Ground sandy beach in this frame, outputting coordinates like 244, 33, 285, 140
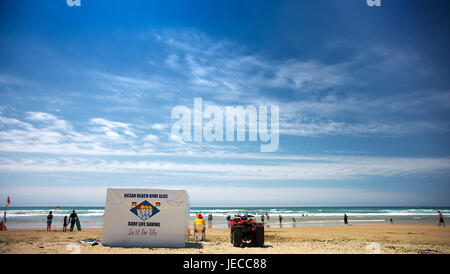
1, 225, 449, 254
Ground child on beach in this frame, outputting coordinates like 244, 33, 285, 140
63, 216, 68, 232
46, 211, 53, 231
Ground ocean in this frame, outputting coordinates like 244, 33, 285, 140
1, 206, 448, 229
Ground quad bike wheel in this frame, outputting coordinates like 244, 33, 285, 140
232, 228, 243, 247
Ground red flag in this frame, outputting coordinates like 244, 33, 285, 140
3, 197, 9, 223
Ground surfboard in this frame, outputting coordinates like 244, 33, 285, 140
76, 218, 81, 231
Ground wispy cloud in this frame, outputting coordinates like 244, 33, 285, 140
0, 155, 448, 181
147, 29, 449, 137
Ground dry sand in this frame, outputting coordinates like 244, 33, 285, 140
0, 225, 449, 254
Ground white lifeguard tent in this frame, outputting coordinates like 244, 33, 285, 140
101, 188, 189, 248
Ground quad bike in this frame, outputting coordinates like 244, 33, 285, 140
230, 215, 264, 247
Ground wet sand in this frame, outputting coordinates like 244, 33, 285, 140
0, 225, 449, 254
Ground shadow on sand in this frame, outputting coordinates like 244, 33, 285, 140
237, 243, 273, 248
100, 241, 203, 250
185, 242, 203, 249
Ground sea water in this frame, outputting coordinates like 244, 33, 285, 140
1, 206, 448, 229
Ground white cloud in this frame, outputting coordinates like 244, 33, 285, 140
150, 123, 168, 131
165, 54, 179, 68
150, 30, 449, 138
89, 117, 137, 139
145, 134, 158, 142
26, 111, 72, 132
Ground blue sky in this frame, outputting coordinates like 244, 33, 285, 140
0, 0, 449, 206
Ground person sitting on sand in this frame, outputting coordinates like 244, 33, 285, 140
63, 216, 68, 232
69, 210, 78, 232
46, 211, 53, 231
194, 213, 206, 241
438, 211, 445, 227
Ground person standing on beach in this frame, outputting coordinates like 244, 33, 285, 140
208, 214, 213, 223
194, 214, 206, 241
207, 214, 212, 229
63, 216, 68, 232
344, 214, 348, 226
226, 215, 231, 228
261, 214, 264, 223
279, 215, 283, 226
46, 211, 53, 231
438, 211, 445, 227
69, 210, 78, 232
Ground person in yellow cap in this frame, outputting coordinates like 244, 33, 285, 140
194, 213, 206, 241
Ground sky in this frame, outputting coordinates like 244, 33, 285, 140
0, 0, 449, 207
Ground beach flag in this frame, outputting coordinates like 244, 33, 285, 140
2, 197, 10, 227
156, 202, 161, 206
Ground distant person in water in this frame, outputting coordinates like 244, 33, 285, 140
46, 211, 53, 231
438, 211, 445, 227
261, 214, 265, 223
292, 217, 296, 223
63, 216, 68, 232
279, 215, 283, 226
69, 210, 78, 232
344, 214, 348, 226
207, 214, 213, 229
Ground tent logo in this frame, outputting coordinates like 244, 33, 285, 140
130, 200, 160, 221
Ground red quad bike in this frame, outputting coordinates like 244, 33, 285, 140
230, 215, 264, 247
